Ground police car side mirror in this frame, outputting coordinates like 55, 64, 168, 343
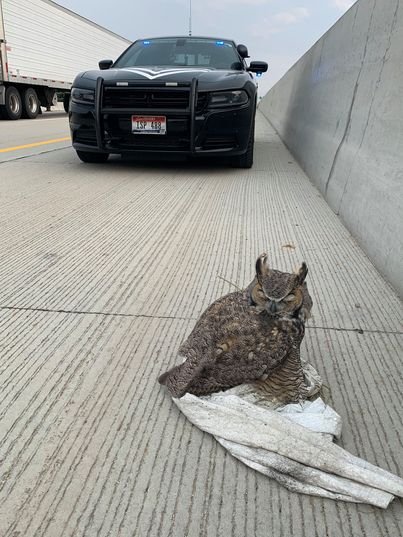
248, 61, 268, 73
99, 59, 113, 70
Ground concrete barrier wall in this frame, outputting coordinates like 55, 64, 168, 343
259, 0, 403, 297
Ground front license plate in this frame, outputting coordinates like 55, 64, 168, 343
132, 115, 166, 135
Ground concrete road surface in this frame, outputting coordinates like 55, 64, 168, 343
0, 111, 402, 537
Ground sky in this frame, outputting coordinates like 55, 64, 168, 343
55, 0, 356, 96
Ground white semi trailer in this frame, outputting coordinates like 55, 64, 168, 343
0, 0, 130, 119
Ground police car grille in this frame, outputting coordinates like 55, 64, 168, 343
103, 88, 207, 112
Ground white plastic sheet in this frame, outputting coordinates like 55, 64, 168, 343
173, 365, 403, 509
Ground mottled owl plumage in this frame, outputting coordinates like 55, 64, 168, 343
158, 253, 313, 402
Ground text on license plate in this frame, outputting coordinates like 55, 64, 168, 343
132, 115, 166, 135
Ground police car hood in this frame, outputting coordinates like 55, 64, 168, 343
78, 66, 251, 91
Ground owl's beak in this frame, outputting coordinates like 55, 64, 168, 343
267, 301, 277, 314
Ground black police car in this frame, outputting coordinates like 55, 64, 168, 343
69, 36, 268, 168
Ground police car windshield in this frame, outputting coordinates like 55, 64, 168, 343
114, 38, 242, 70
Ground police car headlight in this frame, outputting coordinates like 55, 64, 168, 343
71, 87, 95, 105
209, 90, 249, 108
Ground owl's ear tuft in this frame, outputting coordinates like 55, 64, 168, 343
256, 253, 269, 280
296, 262, 308, 284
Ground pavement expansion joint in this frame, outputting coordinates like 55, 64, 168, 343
0, 305, 194, 322
307, 325, 402, 336
0, 146, 69, 164
1, 305, 401, 335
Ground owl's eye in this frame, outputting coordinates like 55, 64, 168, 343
283, 294, 295, 302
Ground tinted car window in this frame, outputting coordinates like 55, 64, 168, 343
114, 38, 242, 70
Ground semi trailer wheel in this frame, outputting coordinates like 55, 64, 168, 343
22, 87, 40, 119
1, 86, 22, 120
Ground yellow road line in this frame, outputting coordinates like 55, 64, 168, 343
0, 137, 71, 153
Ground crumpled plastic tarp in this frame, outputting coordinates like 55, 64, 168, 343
172, 363, 403, 509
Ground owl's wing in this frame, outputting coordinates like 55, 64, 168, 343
158, 294, 240, 398
160, 297, 303, 398
159, 292, 245, 398
188, 321, 298, 395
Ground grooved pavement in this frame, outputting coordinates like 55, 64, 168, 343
0, 111, 402, 536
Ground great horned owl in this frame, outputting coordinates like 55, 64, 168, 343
158, 253, 313, 402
